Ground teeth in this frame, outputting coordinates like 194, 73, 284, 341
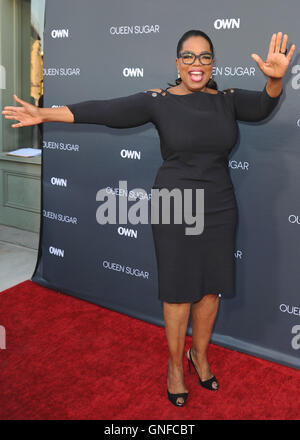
190, 72, 203, 75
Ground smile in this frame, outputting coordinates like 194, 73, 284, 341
188, 70, 204, 82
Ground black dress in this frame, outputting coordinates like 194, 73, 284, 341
66, 84, 282, 303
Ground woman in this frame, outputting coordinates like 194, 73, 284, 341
2, 30, 295, 408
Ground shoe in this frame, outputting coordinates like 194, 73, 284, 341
167, 389, 188, 407
166, 365, 189, 407
186, 347, 219, 391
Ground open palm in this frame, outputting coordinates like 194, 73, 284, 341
1, 95, 42, 127
251, 32, 296, 79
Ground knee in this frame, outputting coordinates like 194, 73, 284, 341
205, 294, 220, 305
196, 293, 219, 303
193, 293, 220, 310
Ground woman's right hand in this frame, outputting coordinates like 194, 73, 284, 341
1, 94, 43, 127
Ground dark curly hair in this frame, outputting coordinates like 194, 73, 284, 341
168, 29, 218, 90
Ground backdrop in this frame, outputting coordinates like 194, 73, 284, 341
31, 0, 300, 369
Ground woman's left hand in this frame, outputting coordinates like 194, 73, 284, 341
251, 32, 296, 79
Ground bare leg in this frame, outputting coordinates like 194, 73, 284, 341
163, 301, 191, 404
189, 294, 220, 389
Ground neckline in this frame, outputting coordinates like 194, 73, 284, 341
165, 86, 221, 96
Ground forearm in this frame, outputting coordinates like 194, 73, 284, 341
65, 92, 154, 127
266, 77, 282, 98
40, 106, 74, 123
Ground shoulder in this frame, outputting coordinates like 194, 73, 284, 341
146, 88, 163, 93
144, 88, 166, 97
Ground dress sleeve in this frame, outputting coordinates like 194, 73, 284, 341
65, 91, 154, 128
228, 83, 283, 122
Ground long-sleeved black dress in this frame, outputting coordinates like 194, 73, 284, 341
66, 84, 282, 303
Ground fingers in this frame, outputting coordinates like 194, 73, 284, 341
269, 32, 288, 55
251, 53, 264, 69
2, 110, 20, 123
287, 43, 296, 62
13, 94, 27, 106
2, 106, 22, 112
2, 113, 23, 127
2, 102, 23, 127
275, 31, 282, 52
273, 31, 295, 55
280, 33, 288, 54
2, 110, 18, 117
267, 33, 277, 58
268, 31, 296, 63
275, 31, 296, 62
3, 115, 19, 120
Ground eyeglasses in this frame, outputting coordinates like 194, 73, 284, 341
179, 51, 214, 65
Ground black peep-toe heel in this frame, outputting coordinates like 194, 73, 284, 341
186, 347, 219, 391
166, 365, 189, 407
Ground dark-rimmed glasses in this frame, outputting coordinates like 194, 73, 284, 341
179, 51, 214, 65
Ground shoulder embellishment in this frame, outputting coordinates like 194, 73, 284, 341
222, 88, 235, 94
144, 88, 167, 97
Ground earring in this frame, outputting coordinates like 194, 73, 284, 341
177, 71, 181, 78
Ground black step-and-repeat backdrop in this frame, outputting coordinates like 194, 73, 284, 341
32, 0, 300, 369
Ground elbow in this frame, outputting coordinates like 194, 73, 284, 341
236, 108, 277, 122
255, 104, 279, 122
65, 105, 75, 123
256, 90, 281, 121
253, 112, 272, 122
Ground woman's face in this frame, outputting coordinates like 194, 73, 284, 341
176, 36, 214, 91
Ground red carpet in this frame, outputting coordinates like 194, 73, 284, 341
0, 280, 299, 420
